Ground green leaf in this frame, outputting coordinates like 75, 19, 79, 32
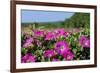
58, 55, 63, 60
30, 49, 35, 54
34, 50, 43, 56
21, 48, 27, 55
72, 48, 77, 54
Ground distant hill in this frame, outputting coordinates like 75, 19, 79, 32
64, 13, 90, 28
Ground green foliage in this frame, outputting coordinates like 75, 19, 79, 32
21, 48, 27, 55
63, 28, 90, 60
64, 13, 90, 28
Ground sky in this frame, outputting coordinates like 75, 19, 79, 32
21, 10, 74, 23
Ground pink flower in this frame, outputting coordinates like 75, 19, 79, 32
23, 42, 32, 48
33, 30, 44, 37
54, 41, 70, 56
45, 32, 55, 40
21, 53, 36, 63
23, 37, 33, 48
43, 50, 55, 58
54, 28, 68, 38
26, 37, 33, 43
79, 35, 90, 48
65, 51, 74, 60
52, 58, 59, 61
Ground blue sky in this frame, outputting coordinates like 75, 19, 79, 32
21, 10, 74, 23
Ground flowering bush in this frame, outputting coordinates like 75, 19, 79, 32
21, 28, 90, 63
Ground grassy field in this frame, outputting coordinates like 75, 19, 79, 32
21, 24, 81, 35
